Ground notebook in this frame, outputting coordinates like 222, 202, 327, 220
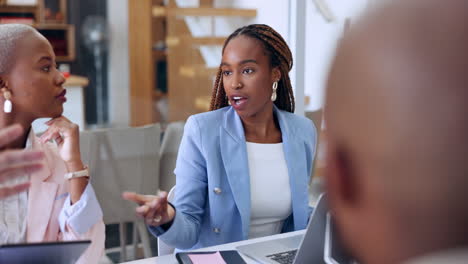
176, 250, 247, 264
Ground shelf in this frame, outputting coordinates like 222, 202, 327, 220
178, 65, 218, 78
189, 36, 226, 45
35, 22, 67, 29
36, 24, 75, 61
152, 50, 167, 61
0, 5, 37, 13
0, 4, 37, 24
152, 90, 166, 101
153, 7, 257, 17
64, 75, 89, 87
194, 95, 211, 112
0, 1, 73, 62
165, 36, 226, 47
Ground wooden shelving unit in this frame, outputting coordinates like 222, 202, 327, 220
0, 4, 37, 14
35, 23, 75, 61
153, 7, 258, 17
128, 0, 257, 125
0, 0, 75, 61
165, 36, 226, 47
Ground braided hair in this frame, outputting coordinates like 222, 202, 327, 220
209, 24, 295, 113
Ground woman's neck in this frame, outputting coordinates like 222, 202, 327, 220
241, 107, 282, 143
0, 113, 34, 149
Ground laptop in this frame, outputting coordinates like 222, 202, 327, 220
324, 213, 355, 264
237, 193, 328, 264
0, 240, 91, 264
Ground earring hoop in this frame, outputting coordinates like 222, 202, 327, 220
271, 81, 278, 102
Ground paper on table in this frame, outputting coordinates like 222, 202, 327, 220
6, 0, 37, 5
188, 251, 227, 264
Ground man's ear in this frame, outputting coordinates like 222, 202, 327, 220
325, 139, 359, 209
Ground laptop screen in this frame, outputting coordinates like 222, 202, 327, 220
0, 240, 91, 264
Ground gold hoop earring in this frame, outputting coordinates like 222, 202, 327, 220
271, 81, 278, 102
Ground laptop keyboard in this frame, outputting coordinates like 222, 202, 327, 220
266, 249, 298, 264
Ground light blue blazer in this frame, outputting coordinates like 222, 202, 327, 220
150, 106, 317, 250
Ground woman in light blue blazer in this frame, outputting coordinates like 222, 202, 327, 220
124, 24, 317, 251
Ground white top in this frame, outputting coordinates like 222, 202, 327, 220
246, 142, 292, 239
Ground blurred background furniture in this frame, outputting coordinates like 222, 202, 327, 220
0, 0, 75, 61
80, 124, 161, 262
159, 121, 185, 192
128, 0, 257, 125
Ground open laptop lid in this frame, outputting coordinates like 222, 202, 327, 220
236, 193, 328, 263
0, 240, 91, 264
292, 192, 328, 263
324, 213, 355, 264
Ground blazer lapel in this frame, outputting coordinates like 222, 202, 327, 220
26, 134, 58, 241
220, 107, 251, 238
276, 108, 309, 230
30, 133, 53, 182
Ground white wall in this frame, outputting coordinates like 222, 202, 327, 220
216, 0, 290, 40
212, 0, 369, 112
177, 0, 289, 67
174, 0, 290, 37
184, 0, 369, 112
304, 0, 368, 111
107, 0, 130, 127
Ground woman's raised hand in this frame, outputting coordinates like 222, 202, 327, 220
40, 116, 84, 171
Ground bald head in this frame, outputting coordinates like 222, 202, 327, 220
0, 24, 38, 74
325, 0, 468, 263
